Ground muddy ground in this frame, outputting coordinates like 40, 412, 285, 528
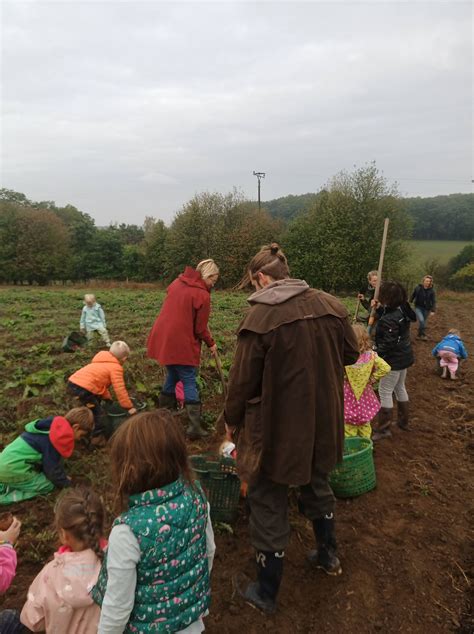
1, 293, 473, 633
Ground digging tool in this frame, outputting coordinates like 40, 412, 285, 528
352, 298, 361, 324
368, 218, 390, 334
213, 349, 228, 400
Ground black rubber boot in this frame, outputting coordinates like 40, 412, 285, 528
397, 401, 410, 430
308, 513, 342, 576
185, 402, 209, 440
372, 407, 393, 441
240, 551, 284, 614
158, 392, 177, 410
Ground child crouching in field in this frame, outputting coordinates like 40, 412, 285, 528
80, 294, 111, 347
67, 341, 136, 440
92, 410, 215, 633
432, 329, 468, 380
344, 325, 391, 439
0, 408, 93, 505
17, 487, 105, 633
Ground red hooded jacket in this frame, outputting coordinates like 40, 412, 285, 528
147, 267, 215, 366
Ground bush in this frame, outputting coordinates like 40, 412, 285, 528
449, 263, 474, 291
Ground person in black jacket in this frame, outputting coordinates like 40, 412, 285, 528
372, 281, 416, 440
410, 275, 436, 340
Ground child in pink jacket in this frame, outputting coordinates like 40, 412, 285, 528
20, 487, 105, 634
0, 516, 22, 633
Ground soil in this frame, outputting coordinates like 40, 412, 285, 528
1, 294, 473, 633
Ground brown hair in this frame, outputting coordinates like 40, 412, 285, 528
352, 324, 372, 353
448, 328, 461, 337
236, 243, 290, 288
55, 487, 104, 560
65, 407, 94, 431
378, 280, 408, 309
110, 410, 193, 511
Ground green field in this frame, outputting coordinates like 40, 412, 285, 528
408, 240, 472, 265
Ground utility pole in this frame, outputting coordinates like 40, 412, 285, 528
253, 171, 265, 210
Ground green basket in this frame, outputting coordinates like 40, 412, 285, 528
62, 331, 88, 353
190, 453, 241, 523
329, 437, 376, 498
102, 399, 147, 437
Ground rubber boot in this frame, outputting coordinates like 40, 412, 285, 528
441, 366, 448, 379
185, 402, 209, 440
372, 407, 393, 441
240, 551, 284, 614
158, 392, 177, 410
307, 513, 342, 576
397, 401, 410, 431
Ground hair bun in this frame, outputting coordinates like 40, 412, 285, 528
270, 243, 280, 255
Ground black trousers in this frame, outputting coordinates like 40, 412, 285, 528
67, 381, 104, 435
248, 469, 335, 552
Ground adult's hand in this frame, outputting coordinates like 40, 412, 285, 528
0, 518, 21, 545
430, 312, 436, 316
357, 293, 364, 300
210, 344, 218, 356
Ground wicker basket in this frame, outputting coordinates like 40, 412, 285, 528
329, 437, 376, 498
190, 453, 240, 523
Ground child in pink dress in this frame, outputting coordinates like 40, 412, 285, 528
20, 487, 106, 634
344, 325, 391, 439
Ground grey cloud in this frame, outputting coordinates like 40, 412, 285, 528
1, 1, 472, 224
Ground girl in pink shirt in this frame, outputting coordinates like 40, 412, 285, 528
20, 487, 105, 634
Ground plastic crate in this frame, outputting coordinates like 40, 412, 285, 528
329, 437, 376, 498
190, 453, 240, 523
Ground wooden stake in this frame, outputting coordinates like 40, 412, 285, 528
368, 218, 390, 329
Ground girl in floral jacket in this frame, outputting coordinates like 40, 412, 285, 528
344, 325, 391, 439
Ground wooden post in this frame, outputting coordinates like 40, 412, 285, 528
368, 218, 390, 330
352, 298, 361, 324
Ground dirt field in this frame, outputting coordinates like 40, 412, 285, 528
1, 291, 473, 633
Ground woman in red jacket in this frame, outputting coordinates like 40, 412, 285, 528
147, 259, 219, 439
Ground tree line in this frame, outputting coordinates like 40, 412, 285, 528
265, 191, 474, 241
1, 164, 472, 290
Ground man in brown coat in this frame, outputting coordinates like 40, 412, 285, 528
224, 244, 359, 614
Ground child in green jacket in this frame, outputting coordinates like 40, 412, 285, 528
0, 408, 93, 505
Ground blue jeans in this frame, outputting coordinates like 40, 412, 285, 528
415, 307, 430, 336
163, 365, 199, 403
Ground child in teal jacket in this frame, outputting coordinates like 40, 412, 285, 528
80, 294, 111, 347
0, 408, 93, 504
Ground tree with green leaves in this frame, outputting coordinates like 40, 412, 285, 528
284, 163, 411, 292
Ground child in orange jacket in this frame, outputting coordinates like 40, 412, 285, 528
68, 341, 136, 438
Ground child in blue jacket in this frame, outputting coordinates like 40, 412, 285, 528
80, 294, 111, 347
432, 329, 468, 380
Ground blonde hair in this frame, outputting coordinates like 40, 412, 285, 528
352, 324, 372, 354
84, 294, 96, 303
65, 407, 94, 431
448, 328, 461, 337
196, 259, 219, 280
367, 271, 378, 281
422, 275, 434, 287
110, 341, 130, 360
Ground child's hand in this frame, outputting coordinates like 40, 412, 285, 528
0, 517, 21, 545
128, 407, 137, 415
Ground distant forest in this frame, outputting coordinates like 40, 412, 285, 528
264, 192, 474, 241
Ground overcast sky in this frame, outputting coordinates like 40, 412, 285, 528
1, 1, 472, 225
